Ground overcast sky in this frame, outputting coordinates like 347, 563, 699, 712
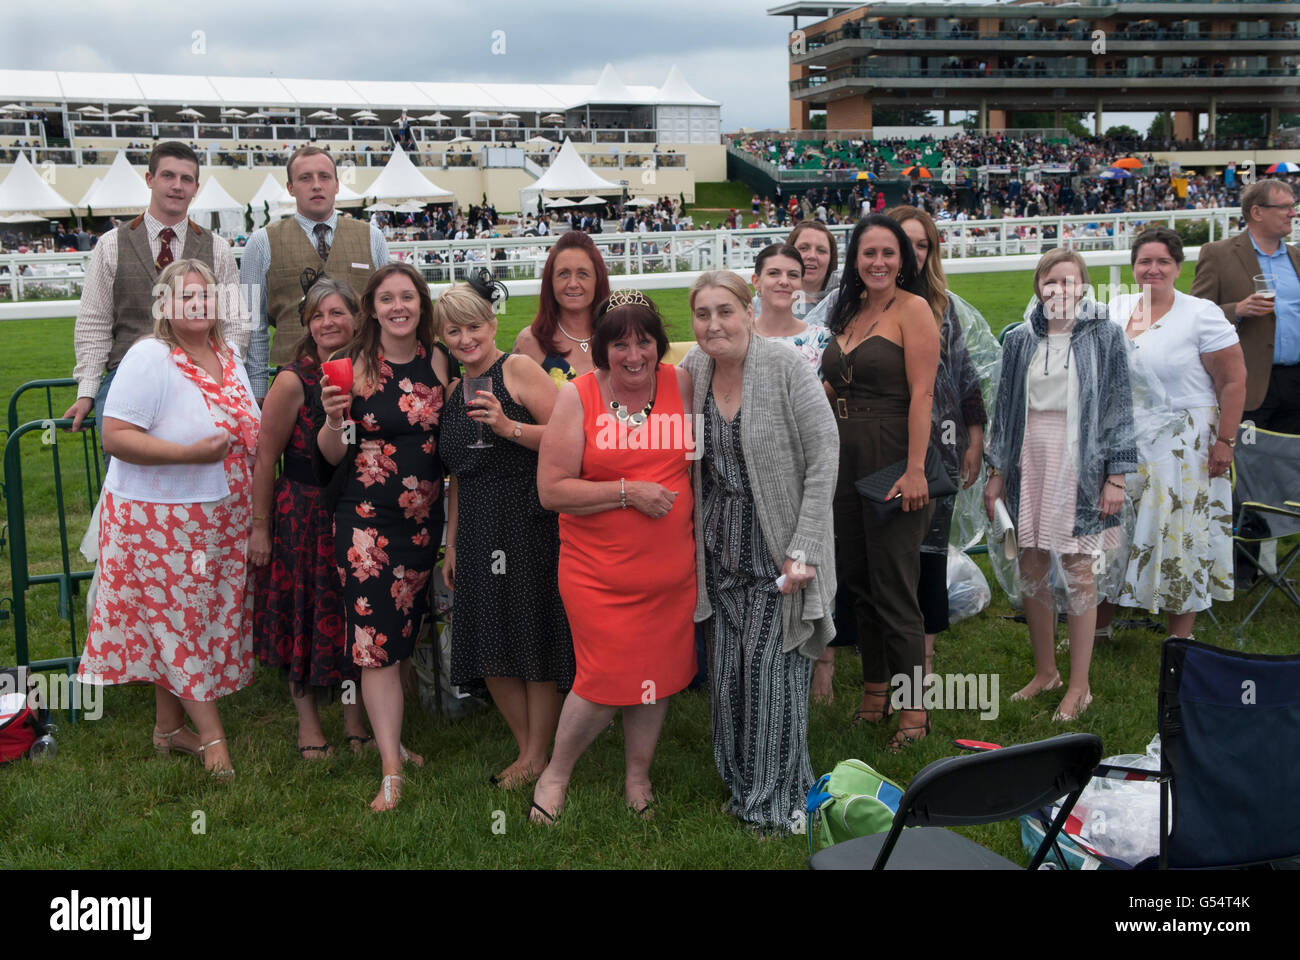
3, 0, 797, 129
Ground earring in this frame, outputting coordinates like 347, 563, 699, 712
896, 273, 903, 285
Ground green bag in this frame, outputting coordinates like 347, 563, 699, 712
806, 759, 905, 855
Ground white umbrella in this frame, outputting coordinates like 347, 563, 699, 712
464, 111, 495, 120
365, 201, 399, 212
545, 197, 578, 208
448, 135, 472, 144
76, 105, 105, 115
244, 111, 270, 120
576, 195, 608, 206
394, 200, 426, 213
497, 112, 520, 121
177, 107, 204, 119
524, 136, 555, 148
128, 105, 151, 114
624, 196, 657, 207
307, 110, 336, 119
220, 108, 246, 117
418, 112, 449, 122
351, 110, 377, 119
0, 213, 51, 223
542, 113, 565, 123
1, 103, 25, 112
109, 109, 137, 118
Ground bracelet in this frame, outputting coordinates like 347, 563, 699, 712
1214, 436, 1236, 449
620, 477, 627, 510
325, 417, 345, 431
252, 514, 269, 523
1106, 479, 1125, 490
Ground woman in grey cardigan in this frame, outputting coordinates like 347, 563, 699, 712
985, 249, 1138, 723
681, 270, 840, 834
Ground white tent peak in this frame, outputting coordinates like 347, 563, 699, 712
519, 138, 622, 215
190, 174, 241, 215
657, 64, 716, 106
81, 151, 149, 214
0, 151, 74, 215
589, 63, 636, 104
363, 145, 453, 201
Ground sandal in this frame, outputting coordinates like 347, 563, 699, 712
886, 716, 931, 754
1009, 675, 1063, 702
345, 734, 374, 754
372, 774, 404, 812
626, 798, 657, 821
153, 724, 200, 758
398, 743, 425, 767
1053, 691, 1094, 723
297, 743, 332, 760
197, 737, 235, 782
851, 686, 892, 726
529, 801, 560, 826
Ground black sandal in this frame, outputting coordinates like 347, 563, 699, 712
851, 688, 893, 726
298, 743, 332, 759
345, 735, 374, 753
886, 717, 931, 754
529, 801, 560, 825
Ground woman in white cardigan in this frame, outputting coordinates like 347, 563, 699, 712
681, 271, 840, 835
78, 259, 260, 781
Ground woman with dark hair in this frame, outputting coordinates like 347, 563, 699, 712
513, 230, 611, 384
822, 214, 940, 751
531, 291, 696, 824
250, 277, 370, 759
317, 262, 451, 811
754, 220, 841, 322
752, 243, 833, 367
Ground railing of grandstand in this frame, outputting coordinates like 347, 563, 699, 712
793, 64, 1300, 90
800, 24, 1300, 50
734, 129, 1073, 142
0, 119, 46, 140
63, 121, 672, 147
9, 209, 1294, 302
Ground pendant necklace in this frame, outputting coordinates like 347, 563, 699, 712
609, 377, 655, 426
557, 321, 593, 353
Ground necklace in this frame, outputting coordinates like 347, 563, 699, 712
556, 321, 592, 353
608, 376, 655, 426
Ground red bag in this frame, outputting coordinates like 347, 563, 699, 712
0, 692, 38, 763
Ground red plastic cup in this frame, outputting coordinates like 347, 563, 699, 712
320, 357, 353, 419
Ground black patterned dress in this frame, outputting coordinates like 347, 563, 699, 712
440, 354, 574, 690
701, 387, 814, 833
254, 357, 356, 693
335, 346, 444, 668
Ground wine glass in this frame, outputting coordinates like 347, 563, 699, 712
465, 377, 494, 449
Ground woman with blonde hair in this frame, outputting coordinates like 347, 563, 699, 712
250, 277, 371, 759
434, 278, 573, 790
317, 262, 451, 810
79, 258, 261, 780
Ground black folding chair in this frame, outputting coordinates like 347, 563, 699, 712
808, 733, 1102, 870
1095, 637, 1300, 869
1231, 423, 1300, 629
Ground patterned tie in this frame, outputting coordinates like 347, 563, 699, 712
314, 222, 330, 262
156, 227, 176, 271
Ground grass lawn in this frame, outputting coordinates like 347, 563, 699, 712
2, 269, 1294, 869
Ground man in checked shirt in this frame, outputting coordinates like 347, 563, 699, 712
64, 141, 250, 445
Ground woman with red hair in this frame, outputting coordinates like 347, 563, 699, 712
514, 231, 611, 386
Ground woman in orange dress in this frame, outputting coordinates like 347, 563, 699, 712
531, 290, 696, 823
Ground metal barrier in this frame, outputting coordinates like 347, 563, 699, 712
3, 380, 102, 718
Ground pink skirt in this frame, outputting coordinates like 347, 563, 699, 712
1018, 409, 1120, 556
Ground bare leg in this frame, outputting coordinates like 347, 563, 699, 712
530, 691, 618, 822
521, 681, 562, 777
361, 662, 417, 812
1167, 611, 1195, 638
924, 633, 936, 677
485, 676, 529, 782
621, 698, 670, 810
153, 686, 201, 752
291, 683, 331, 759
179, 698, 231, 776
342, 698, 371, 753
1015, 548, 1062, 699
1058, 555, 1097, 720
1095, 600, 1114, 631
811, 648, 835, 704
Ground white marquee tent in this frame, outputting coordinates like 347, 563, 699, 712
190, 173, 243, 236
362, 145, 453, 202
0, 152, 73, 215
77, 151, 149, 215
519, 138, 622, 215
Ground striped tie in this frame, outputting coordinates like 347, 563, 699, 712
156, 227, 176, 270
314, 222, 330, 261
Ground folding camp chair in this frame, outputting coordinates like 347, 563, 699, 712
1095, 637, 1300, 869
1230, 422, 1300, 629
808, 733, 1102, 870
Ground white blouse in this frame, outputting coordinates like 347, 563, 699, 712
1109, 291, 1238, 410
1028, 333, 1072, 411
102, 338, 258, 504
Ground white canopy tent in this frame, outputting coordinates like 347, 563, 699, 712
190, 173, 244, 236
249, 172, 293, 228
78, 151, 150, 215
520, 138, 622, 216
0, 153, 74, 216
362, 146, 453, 203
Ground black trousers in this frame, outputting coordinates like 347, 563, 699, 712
1245, 364, 1300, 435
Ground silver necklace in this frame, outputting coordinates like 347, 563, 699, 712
556, 321, 592, 353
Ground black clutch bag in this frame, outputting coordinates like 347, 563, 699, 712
854, 446, 956, 517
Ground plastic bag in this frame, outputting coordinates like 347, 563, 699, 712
946, 545, 991, 624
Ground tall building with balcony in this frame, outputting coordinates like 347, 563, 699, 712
772, 0, 1300, 138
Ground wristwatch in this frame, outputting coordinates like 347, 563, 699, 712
511, 421, 522, 440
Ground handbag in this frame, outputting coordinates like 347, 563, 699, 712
854, 446, 956, 517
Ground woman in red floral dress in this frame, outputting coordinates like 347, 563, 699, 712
318, 263, 450, 812
249, 277, 370, 759
78, 259, 260, 781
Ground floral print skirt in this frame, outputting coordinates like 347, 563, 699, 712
1113, 405, 1233, 615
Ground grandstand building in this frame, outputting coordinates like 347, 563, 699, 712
0, 64, 723, 213
771, 0, 1300, 138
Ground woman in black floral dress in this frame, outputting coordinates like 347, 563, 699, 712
318, 263, 451, 812
250, 278, 370, 759
435, 283, 572, 790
